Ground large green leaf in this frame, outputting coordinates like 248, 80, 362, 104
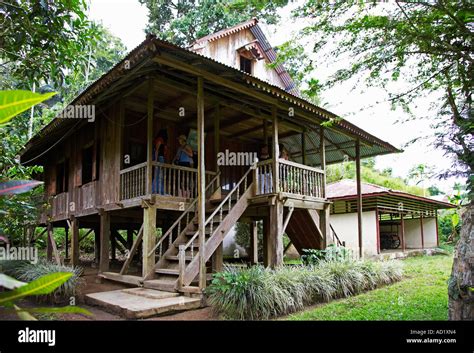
0, 90, 57, 125
14, 305, 38, 321
0, 272, 72, 305
19, 306, 92, 316
0, 274, 26, 290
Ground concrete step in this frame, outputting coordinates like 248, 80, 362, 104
85, 288, 201, 319
122, 288, 179, 300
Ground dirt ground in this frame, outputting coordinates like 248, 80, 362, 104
0, 261, 218, 321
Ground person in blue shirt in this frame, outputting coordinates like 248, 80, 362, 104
173, 135, 194, 167
173, 135, 194, 197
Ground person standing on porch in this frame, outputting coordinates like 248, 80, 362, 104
259, 144, 271, 194
152, 129, 168, 194
173, 135, 194, 197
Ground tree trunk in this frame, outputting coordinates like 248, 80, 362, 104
448, 203, 473, 320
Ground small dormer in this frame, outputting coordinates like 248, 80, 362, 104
190, 18, 299, 96
237, 40, 265, 74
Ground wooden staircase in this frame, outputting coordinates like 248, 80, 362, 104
143, 166, 254, 293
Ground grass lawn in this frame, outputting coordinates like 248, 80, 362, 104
287, 254, 453, 321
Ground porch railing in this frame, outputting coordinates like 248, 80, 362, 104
119, 162, 217, 200
255, 159, 325, 199
279, 159, 325, 199
119, 162, 147, 200
51, 192, 69, 218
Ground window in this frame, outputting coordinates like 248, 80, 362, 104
56, 159, 69, 194
82, 145, 94, 184
240, 55, 252, 74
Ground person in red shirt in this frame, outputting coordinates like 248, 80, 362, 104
153, 129, 168, 194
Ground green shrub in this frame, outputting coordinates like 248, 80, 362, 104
301, 245, 353, 265
12, 260, 83, 303
322, 260, 366, 297
206, 265, 289, 320
207, 259, 404, 320
0, 260, 31, 278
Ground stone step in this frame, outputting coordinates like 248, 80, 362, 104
122, 288, 179, 300
85, 288, 201, 319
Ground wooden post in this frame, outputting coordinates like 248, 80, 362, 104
319, 126, 330, 246
46, 223, 53, 261
355, 138, 363, 258
435, 215, 439, 246
375, 208, 381, 254
400, 212, 405, 251
214, 105, 221, 196
250, 221, 258, 265
99, 211, 110, 273
146, 79, 154, 195
267, 202, 283, 268
178, 245, 185, 290
111, 230, 116, 261
263, 119, 268, 146
302, 132, 306, 165
142, 206, 156, 278
320, 204, 331, 248
94, 227, 100, 264
212, 244, 223, 273
271, 106, 279, 193
319, 127, 326, 197
64, 225, 69, 260
262, 216, 269, 266
420, 215, 424, 249
70, 216, 79, 267
197, 76, 207, 289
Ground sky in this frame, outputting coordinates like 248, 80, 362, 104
88, 0, 464, 194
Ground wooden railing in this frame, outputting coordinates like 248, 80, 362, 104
151, 162, 216, 199
279, 159, 325, 199
51, 192, 69, 218
178, 165, 254, 289
254, 159, 273, 194
330, 224, 345, 247
119, 162, 147, 200
119, 162, 217, 200
255, 159, 325, 199
79, 181, 97, 210
147, 172, 221, 262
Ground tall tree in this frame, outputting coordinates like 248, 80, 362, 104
290, 0, 473, 320
0, 1, 126, 244
139, 0, 288, 46
291, 0, 473, 195
0, 0, 96, 89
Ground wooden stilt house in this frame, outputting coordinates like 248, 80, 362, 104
20, 19, 400, 293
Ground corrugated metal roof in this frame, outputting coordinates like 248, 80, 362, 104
20, 33, 400, 165
327, 179, 455, 209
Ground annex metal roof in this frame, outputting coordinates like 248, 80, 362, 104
327, 179, 455, 210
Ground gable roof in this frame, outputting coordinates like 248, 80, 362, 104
327, 179, 455, 209
192, 18, 259, 44
20, 35, 400, 166
191, 18, 299, 95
